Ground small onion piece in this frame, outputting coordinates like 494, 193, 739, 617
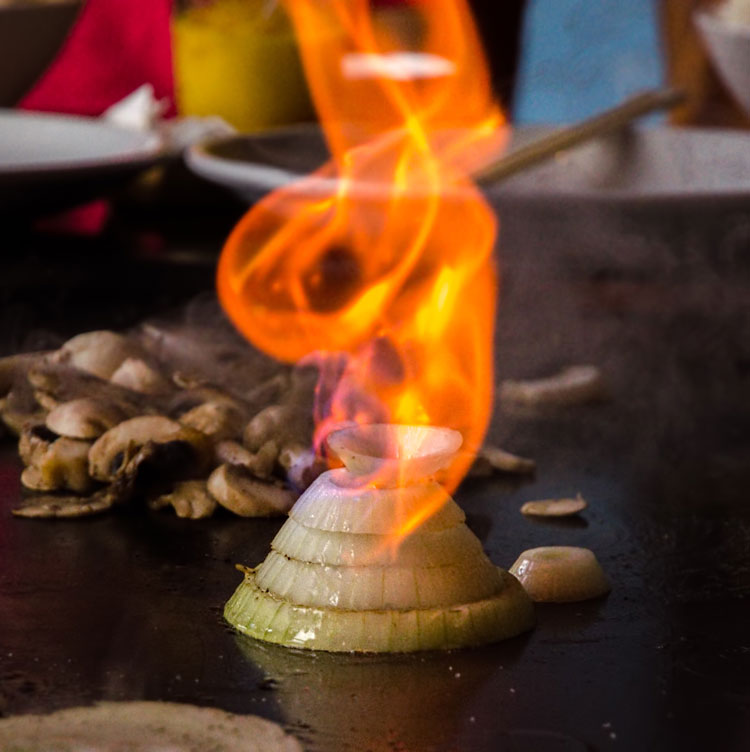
510, 546, 610, 602
520, 494, 587, 518
290, 470, 463, 534
478, 445, 536, 475
225, 569, 534, 653
272, 517, 485, 567
500, 365, 606, 407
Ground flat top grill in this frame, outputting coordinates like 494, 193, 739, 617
1, 201, 748, 752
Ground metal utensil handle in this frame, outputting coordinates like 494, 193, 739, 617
475, 87, 686, 186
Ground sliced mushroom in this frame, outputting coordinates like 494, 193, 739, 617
0, 377, 47, 436
179, 401, 246, 442
171, 370, 207, 390
18, 424, 58, 466
215, 440, 255, 467
45, 398, 127, 440
88, 416, 212, 483
110, 358, 172, 395
23, 435, 93, 494
207, 464, 296, 517
32, 390, 62, 412
243, 404, 284, 451
245, 439, 278, 479
215, 439, 278, 478
51, 331, 146, 380
242, 371, 293, 413
0, 352, 48, 398
12, 488, 117, 519
243, 404, 312, 453
173, 383, 248, 410
1, 404, 48, 437
20, 466, 58, 491
137, 321, 288, 407
4, 320, 320, 522
149, 480, 217, 520
29, 362, 151, 415
278, 443, 326, 490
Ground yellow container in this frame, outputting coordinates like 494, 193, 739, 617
173, 0, 314, 132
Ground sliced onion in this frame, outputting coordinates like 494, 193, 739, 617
225, 569, 534, 653
290, 470, 464, 534
510, 546, 610, 602
520, 495, 587, 517
500, 365, 606, 407
255, 550, 503, 610
326, 424, 462, 485
272, 517, 485, 567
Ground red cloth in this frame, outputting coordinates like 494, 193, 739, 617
21, 0, 175, 117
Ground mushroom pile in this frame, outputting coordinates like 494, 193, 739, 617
0, 315, 540, 521
0, 325, 324, 520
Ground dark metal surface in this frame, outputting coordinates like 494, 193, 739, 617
1, 199, 749, 752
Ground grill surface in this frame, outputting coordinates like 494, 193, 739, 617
1, 201, 748, 752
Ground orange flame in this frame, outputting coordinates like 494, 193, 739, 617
217, 0, 505, 495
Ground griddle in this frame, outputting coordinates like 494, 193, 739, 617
1, 198, 748, 752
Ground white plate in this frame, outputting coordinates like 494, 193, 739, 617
0, 109, 163, 213
186, 123, 750, 208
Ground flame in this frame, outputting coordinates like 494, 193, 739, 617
218, 0, 505, 500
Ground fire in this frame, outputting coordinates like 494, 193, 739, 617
217, 0, 505, 498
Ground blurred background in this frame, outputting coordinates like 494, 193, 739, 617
2, 0, 749, 303
3, 0, 749, 129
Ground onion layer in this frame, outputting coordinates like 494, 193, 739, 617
290, 470, 463, 534
326, 424, 462, 485
272, 517, 485, 567
255, 550, 503, 610
225, 569, 535, 653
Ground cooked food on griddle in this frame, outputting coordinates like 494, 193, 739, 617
1, 322, 316, 519
520, 494, 587, 517
510, 546, 609, 602
2, 321, 528, 521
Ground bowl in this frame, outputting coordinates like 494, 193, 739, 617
0, 0, 82, 106
186, 123, 750, 207
695, 7, 750, 116
186, 122, 750, 280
